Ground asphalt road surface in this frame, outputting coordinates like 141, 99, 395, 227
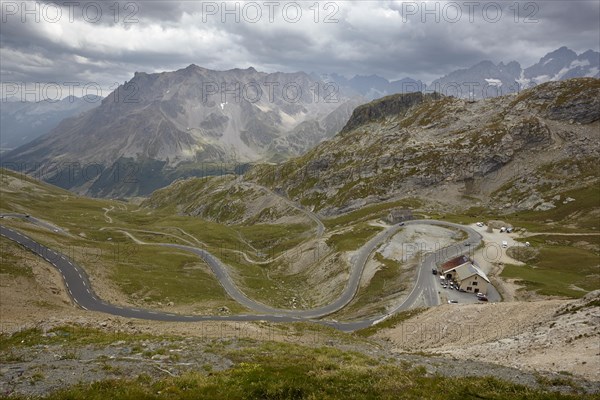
0, 213, 66, 235
0, 217, 481, 332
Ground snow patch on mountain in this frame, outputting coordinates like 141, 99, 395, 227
484, 78, 502, 87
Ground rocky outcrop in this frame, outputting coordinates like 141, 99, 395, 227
511, 78, 600, 124
341, 92, 441, 133
509, 117, 552, 149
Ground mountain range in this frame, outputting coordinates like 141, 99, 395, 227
2, 65, 362, 197
314, 73, 424, 100
2, 46, 598, 198
314, 47, 599, 101
429, 47, 599, 99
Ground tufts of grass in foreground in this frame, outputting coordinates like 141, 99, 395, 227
0, 326, 166, 354
1, 339, 593, 400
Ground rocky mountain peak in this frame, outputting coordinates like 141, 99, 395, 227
544, 46, 577, 60
474, 60, 496, 69
4, 65, 362, 197
580, 49, 599, 61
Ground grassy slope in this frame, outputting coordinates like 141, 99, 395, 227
0, 169, 314, 309
502, 234, 599, 298
0, 326, 593, 400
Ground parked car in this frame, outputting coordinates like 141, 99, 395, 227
476, 222, 484, 227
525, 242, 531, 247
478, 296, 489, 302
399, 222, 405, 226
506, 227, 513, 233
448, 300, 458, 304
500, 227, 506, 232
476, 292, 486, 298
502, 241, 508, 248
432, 269, 438, 275
464, 242, 471, 246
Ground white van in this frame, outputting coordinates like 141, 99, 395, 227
502, 241, 508, 248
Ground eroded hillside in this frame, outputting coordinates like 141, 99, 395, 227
248, 78, 600, 218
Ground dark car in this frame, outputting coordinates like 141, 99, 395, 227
432, 269, 437, 275
478, 296, 488, 302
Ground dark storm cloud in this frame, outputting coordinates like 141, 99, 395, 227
1, 0, 598, 97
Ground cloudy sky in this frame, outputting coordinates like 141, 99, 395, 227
1, 0, 598, 98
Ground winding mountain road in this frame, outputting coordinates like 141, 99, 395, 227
0, 216, 480, 331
